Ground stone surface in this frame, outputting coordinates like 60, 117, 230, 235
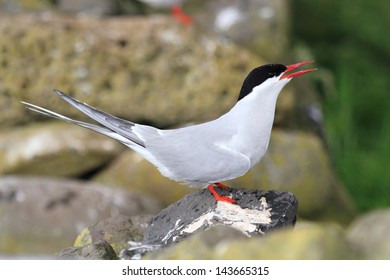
141, 225, 245, 260
74, 214, 151, 255
147, 221, 357, 260
0, 0, 53, 11
58, 0, 113, 15
0, 13, 263, 128
0, 176, 161, 254
142, 188, 297, 247
347, 208, 390, 259
189, 0, 289, 60
214, 222, 356, 259
0, 121, 124, 176
56, 240, 118, 260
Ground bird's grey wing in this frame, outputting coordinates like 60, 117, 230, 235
145, 124, 251, 185
51, 90, 145, 147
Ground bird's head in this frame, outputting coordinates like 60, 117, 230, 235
237, 60, 316, 101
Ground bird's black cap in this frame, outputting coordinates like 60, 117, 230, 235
237, 64, 286, 101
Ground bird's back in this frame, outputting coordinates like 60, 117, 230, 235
136, 119, 251, 186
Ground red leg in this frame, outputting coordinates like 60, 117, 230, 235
171, 5, 193, 25
208, 183, 236, 204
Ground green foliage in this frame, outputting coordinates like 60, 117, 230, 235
292, 0, 390, 211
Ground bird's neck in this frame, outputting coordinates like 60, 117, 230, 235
222, 82, 287, 165
231, 82, 283, 126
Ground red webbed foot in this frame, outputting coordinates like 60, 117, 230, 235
207, 183, 236, 204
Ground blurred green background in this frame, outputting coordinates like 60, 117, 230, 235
292, 0, 390, 211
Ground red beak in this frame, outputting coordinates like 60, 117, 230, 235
280, 60, 317, 80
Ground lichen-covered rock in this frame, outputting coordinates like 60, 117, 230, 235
0, 13, 263, 128
189, 0, 289, 60
347, 208, 390, 259
0, 121, 123, 176
142, 225, 246, 260
0, 0, 53, 11
147, 221, 357, 260
57, 0, 113, 15
74, 214, 151, 255
0, 176, 161, 254
56, 240, 118, 260
214, 222, 357, 259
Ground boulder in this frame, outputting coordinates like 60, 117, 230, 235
0, 121, 123, 176
0, 176, 161, 254
0, 13, 263, 128
0, 0, 54, 12
74, 214, 151, 255
347, 208, 390, 259
143, 226, 246, 260
189, 0, 289, 60
147, 221, 357, 260
56, 240, 118, 260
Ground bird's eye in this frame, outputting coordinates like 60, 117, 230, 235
268, 72, 277, 78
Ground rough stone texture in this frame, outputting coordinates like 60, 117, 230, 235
140, 225, 247, 260
0, 121, 124, 176
147, 221, 357, 260
143, 188, 297, 246
74, 214, 151, 255
0, 176, 161, 254
0, 13, 264, 128
56, 240, 118, 260
0, 0, 53, 11
58, 0, 113, 15
189, 0, 289, 60
347, 208, 390, 259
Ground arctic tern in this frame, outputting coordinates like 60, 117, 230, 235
22, 60, 316, 204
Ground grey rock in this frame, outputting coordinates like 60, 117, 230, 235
190, 0, 289, 60
74, 214, 152, 255
347, 208, 390, 259
0, 121, 124, 176
0, 0, 53, 12
145, 188, 297, 246
58, 0, 113, 15
0, 176, 161, 254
